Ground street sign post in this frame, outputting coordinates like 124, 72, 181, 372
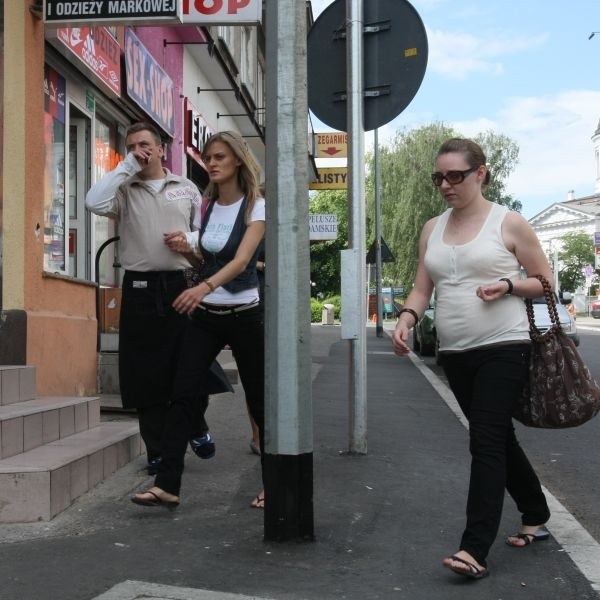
308, 0, 427, 456
307, 0, 428, 132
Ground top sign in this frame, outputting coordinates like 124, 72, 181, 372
44, 0, 182, 26
181, 0, 262, 24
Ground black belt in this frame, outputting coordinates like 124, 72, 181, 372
198, 301, 259, 315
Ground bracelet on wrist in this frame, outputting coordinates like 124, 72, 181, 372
203, 278, 216, 292
398, 307, 419, 327
499, 278, 513, 295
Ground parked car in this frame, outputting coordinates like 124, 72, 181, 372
591, 298, 600, 319
412, 306, 437, 358
530, 292, 579, 346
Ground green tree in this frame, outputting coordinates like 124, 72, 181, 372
309, 189, 348, 296
365, 123, 521, 292
558, 231, 595, 292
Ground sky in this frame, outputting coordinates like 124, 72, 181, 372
309, 0, 600, 219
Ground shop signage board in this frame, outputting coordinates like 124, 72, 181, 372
181, 0, 262, 24
309, 167, 348, 190
44, 0, 261, 26
55, 27, 121, 95
314, 131, 347, 158
309, 214, 338, 241
124, 29, 175, 136
184, 98, 214, 165
44, 0, 182, 26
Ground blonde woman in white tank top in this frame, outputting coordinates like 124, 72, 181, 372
391, 138, 554, 580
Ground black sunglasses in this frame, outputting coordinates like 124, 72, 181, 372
431, 167, 478, 187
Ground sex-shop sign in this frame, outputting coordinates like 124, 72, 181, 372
124, 29, 174, 136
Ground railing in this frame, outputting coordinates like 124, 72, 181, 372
94, 236, 121, 351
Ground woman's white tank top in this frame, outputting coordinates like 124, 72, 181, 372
424, 203, 529, 352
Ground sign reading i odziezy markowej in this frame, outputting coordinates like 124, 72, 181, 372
44, 0, 262, 25
124, 29, 174, 136
44, 0, 180, 24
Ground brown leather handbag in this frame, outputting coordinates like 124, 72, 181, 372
514, 275, 600, 428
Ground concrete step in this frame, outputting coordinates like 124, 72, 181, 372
0, 421, 142, 522
0, 366, 35, 406
0, 396, 100, 459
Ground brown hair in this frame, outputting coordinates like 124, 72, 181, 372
437, 138, 491, 185
202, 131, 261, 222
125, 121, 163, 146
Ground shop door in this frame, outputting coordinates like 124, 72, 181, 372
68, 108, 92, 280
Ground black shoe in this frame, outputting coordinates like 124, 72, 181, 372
147, 457, 162, 476
189, 433, 216, 459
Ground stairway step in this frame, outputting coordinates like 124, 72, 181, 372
0, 421, 142, 522
0, 366, 35, 406
0, 397, 100, 459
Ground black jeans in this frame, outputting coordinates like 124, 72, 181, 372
156, 304, 264, 495
442, 344, 550, 566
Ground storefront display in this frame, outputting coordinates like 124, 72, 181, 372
43, 64, 66, 273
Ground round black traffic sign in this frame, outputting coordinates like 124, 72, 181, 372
308, 0, 428, 132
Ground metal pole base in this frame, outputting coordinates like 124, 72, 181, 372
263, 452, 315, 542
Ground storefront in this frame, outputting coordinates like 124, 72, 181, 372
0, 8, 183, 394
1, 4, 265, 395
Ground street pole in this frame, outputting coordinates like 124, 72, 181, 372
347, 0, 367, 454
263, 0, 314, 542
374, 128, 383, 337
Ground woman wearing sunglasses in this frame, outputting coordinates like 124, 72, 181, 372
391, 138, 553, 580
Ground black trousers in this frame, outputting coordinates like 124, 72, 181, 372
156, 304, 264, 495
442, 344, 550, 566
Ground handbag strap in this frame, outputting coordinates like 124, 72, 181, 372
524, 274, 562, 341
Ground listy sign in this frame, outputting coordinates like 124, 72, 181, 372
309, 167, 348, 190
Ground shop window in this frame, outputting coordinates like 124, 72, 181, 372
93, 117, 124, 287
43, 65, 67, 273
68, 105, 93, 280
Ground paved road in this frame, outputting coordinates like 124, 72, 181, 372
0, 324, 597, 600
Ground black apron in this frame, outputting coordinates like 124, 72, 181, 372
118, 270, 232, 409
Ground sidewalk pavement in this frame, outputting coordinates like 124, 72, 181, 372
0, 324, 597, 600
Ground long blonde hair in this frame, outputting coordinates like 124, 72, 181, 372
202, 131, 261, 222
